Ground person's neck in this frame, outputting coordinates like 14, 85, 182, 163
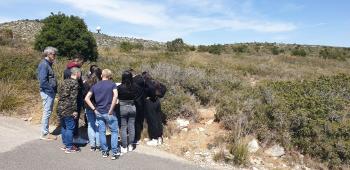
102, 77, 109, 81
70, 75, 77, 80
45, 57, 53, 63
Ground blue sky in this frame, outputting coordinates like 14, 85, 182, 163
0, 0, 349, 47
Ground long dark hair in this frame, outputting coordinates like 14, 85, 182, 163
86, 67, 102, 87
121, 71, 133, 88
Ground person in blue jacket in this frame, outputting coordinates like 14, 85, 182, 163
37, 46, 58, 140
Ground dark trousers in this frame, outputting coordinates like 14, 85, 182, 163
134, 101, 145, 142
145, 98, 163, 139
61, 116, 75, 149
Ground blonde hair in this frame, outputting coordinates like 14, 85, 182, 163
102, 69, 112, 79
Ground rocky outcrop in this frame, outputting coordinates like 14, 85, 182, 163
0, 19, 165, 49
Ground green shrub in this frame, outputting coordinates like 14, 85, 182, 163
0, 29, 13, 46
256, 74, 350, 167
271, 46, 280, 55
291, 46, 307, 57
208, 44, 225, 55
34, 12, 98, 61
166, 38, 186, 52
120, 42, 133, 52
197, 45, 209, 52
0, 80, 23, 112
120, 42, 144, 52
319, 48, 349, 60
232, 44, 248, 53
229, 140, 249, 165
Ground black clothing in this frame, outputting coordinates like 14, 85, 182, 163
133, 75, 146, 142
117, 83, 139, 101
145, 98, 163, 139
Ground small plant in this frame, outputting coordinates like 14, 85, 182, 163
229, 140, 249, 165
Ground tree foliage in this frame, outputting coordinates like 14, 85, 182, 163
34, 13, 98, 61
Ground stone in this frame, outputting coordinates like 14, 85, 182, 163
264, 144, 285, 157
247, 138, 260, 153
176, 118, 190, 129
205, 119, 214, 125
198, 127, 205, 132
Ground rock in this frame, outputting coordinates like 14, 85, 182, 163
247, 139, 260, 153
182, 128, 188, 132
198, 127, 205, 132
264, 144, 285, 157
176, 118, 190, 129
205, 119, 214, 125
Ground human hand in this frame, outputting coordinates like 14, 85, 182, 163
73, 112, 78, 119
94, 109, 101, 116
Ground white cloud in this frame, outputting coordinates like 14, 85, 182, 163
0, 16, 13, 24
57, 0, 297, 41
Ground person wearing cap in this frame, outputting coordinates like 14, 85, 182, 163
63, 54, 85, 138
57, 67, 82, 153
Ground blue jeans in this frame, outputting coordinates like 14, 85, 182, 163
40, 91, 55, 135
120, 104, 136, 148
86, 108, 100, 147
60, 116, 75, 149
97, 113, 119, 154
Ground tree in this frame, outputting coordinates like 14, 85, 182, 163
166, 38, 186, 52
34, 13, 98, 61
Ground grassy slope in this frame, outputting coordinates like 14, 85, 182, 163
1, 42, 350, 167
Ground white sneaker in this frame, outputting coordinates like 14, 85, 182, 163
146, 139, 158, 146
120, 147, 128, 155
157, 137, 163, 145
128, 145, 134, 152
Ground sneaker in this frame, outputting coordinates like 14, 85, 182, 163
90, 146, 96, 151
96, 146, 101, 151
133, 140, 140, 145
111, 153, 120, 160
120, 147, 128, 155
128, 145, 134, 152
60, 146, 66, 151
102, 151, 108, 158
146, 139, 158, 146
65, 146, 80, 154
157, 137, 163, 145
40, 134, 57, 141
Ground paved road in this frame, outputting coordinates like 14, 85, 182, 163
0, 116, 208, 170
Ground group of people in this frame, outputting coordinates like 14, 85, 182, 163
37, 46, 167, 160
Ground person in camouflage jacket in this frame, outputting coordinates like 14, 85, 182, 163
57, 67, 81, 153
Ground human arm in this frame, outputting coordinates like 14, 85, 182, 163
108, 89, 118, 115
38, 62, 54, 93
85, 91, 100, 115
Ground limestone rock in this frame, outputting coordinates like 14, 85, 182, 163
176, 118, 190, 129
247, 139, 260, 153
264, 144, 285, 157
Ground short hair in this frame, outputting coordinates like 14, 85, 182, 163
102, 69, 112, 79
43, 46, 58, 57
73, 53, 84, 62
70, 67, 81, 75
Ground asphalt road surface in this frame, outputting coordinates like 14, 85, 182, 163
0, 116, 208, 170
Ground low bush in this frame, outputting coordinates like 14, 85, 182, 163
291, 46, 307, 57
255, 74, 350, 167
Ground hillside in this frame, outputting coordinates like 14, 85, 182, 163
0, 19, 164, 49
1, 19, 350, 169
